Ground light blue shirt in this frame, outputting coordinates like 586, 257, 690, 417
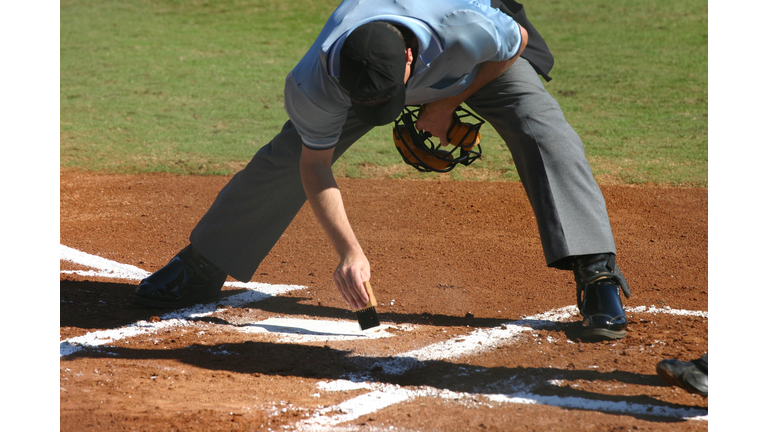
284, 0, 522, 149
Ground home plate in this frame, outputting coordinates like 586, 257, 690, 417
237, 318, 402, 342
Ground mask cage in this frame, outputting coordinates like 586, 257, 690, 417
393, 105, 483, 173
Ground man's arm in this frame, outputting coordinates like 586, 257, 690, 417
299, 146, 371, 310
415, 25, 529, 144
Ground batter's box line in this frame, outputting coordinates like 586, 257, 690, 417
60, 245, 308, 357
59, 247, 709, 423
360, 304, 707, 376
296, 380, 707, 430
59, 244, 299, 291
60, 245, 708, 361
59, 283, 309, 357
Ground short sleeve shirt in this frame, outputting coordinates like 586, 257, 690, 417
284, 0, 522, 149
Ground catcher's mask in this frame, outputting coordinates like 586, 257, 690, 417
393, 105, 484, 173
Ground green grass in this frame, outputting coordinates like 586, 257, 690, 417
61, 0, 707, 185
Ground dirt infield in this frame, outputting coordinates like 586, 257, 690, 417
60, 171, 708, 431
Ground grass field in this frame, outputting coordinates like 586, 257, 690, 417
60, 0, 707, 185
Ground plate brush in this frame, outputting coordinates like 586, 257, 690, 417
353, 281, 380, 330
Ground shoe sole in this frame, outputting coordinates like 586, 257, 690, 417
580, 327, 626, 341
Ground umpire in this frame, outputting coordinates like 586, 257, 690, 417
133, 0, 631, 341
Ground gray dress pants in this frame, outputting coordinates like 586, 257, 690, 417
190, 58, 616, 282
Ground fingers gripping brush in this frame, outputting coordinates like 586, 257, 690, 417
354, 281, 380, 330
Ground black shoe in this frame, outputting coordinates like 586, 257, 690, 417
572, 253, 630, 341
133, 244, 227, 308
656, 353, 708, 396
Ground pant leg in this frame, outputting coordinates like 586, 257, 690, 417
465, 58, 616, 268
190, 113, 373, 281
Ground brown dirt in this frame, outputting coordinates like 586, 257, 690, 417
60, 170, 708, 431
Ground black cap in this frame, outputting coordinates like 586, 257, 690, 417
339, 22, 407, 126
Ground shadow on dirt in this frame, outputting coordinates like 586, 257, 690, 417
61, 280, 517, 331
257, 294, 515, 328
60, 280, 706, 422
62, 340, 706, 423
60, 279, 148, 330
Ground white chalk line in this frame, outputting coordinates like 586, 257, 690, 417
297, 379, 708, 430
59, 285, 309, 357
626, 305, 708, 318
298, 306, 708, 428
60, 244, 283, 291
60, 244, 151, 280
371, 306, 576, 375
60, 246, 708, 424
60, 244, 307, 356
367, 305, 707, 376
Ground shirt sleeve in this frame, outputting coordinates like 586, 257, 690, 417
284, 55, 350, 150
483, 6, 523, 62
451, 3, 523, 63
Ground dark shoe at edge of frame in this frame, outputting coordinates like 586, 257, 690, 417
656, 353, 708, 397
133, 244, 227, 308
572, 253, 630, 341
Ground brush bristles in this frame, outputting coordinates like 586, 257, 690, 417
354, 281, 380, 330
356, 307, 380, 330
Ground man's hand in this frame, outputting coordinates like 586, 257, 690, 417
333, 250, 371, 310
300, 146, 372, 310
415, 24, 528, 145
414, 100, 455, 146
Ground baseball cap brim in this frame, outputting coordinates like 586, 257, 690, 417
350, 84, 406, 126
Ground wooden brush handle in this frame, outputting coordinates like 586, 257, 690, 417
353, 281, 377, 311
363, 281, 377, 308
